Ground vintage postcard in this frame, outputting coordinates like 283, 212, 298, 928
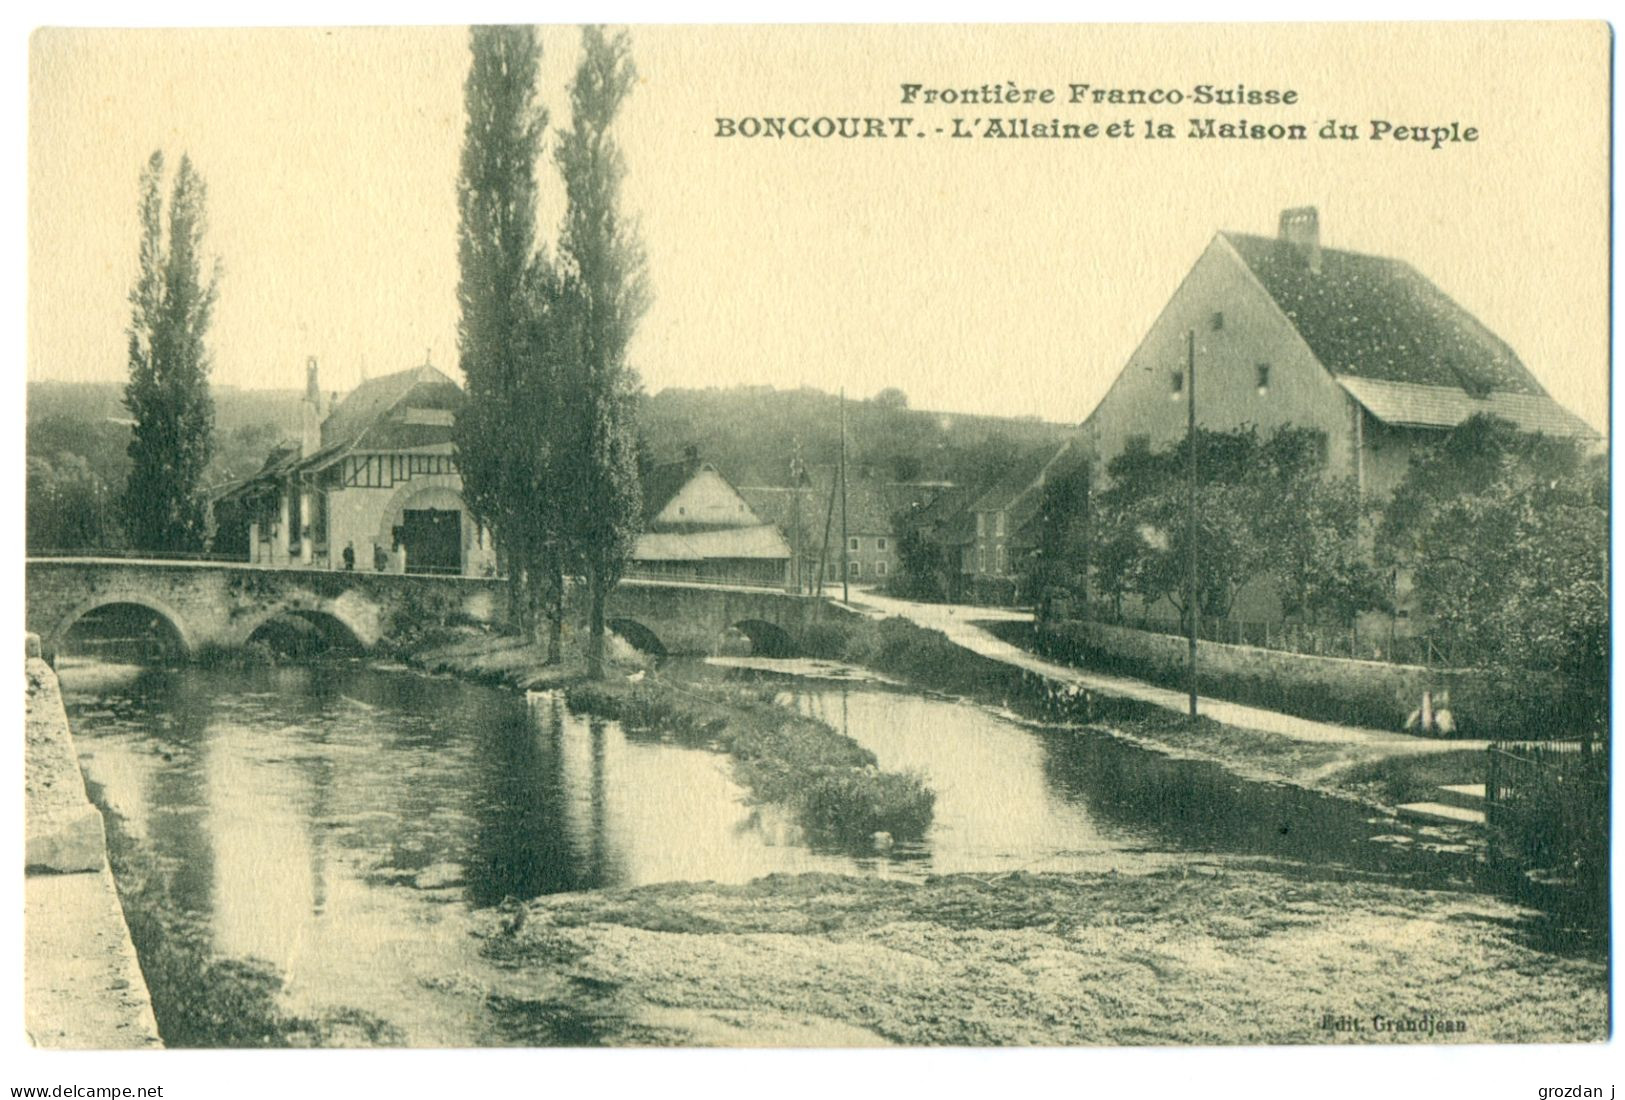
18, 17, 1611, 1090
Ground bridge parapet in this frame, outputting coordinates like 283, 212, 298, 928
26, 558, 855, 660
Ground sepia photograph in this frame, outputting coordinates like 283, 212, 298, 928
16, 15, 1612, 1086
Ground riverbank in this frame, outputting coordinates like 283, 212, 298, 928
828, 603, 1487, 811
24, 636, 162, 1049
474, 866, 1607, 1046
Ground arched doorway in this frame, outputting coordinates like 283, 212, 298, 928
381, 485, 467, 576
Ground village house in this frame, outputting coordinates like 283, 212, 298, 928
214, 359, 497, 577
631, 451, 793, 588
1077, 205, 1599, 628
1080, 206, 1598, 502
741, 473, 901, 591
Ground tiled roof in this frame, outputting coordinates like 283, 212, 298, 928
739, 472, 896, 537
320, 363, 462, 453
641, 455, 705, 521
969, 442, 1074, 514
1222, 232, 1544, 396
632, 524, 792, 562
1337, 377, 1600, 438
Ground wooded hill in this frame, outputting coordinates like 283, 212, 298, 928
27, 380, 1076, 495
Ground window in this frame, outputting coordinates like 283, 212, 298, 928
849, 537, 860, 552
996, 546, 1006, 574
976, 513, 986, 536
995, 513, 1005, 537
877, 537, 887, 551
979, 547, 987, 572
1256, 363, 1271, 392
677, 507, 686, 515
849, 560, 861, 577
1171, 370, 1184, 396
1210, 311, 1225, 331
876, 561, 887, 576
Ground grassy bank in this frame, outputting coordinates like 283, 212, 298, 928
409, 629, 934, 848
475, 867, 1607, 1046
565, 679, 934, 847
808, 614, 1483, 802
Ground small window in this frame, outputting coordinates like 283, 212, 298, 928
849, 560, 861, 577
848, 536, 860, 552
1210, 311, 1224, 331
677, 507, 686, 516
995, 513, 1005, 537
996, 546, 1006, 574
1256, 363, 1271, 392
877, 537, 887, 551
1171, 370, 1184, 396
979, 547, 987, 571
876, 561, 888, 576
976, 513, 986, 536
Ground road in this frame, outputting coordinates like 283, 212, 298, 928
844, 588, 1483, 755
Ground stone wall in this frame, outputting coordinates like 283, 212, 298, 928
1036, 619, 1536, 736
24, 633, 162, 1048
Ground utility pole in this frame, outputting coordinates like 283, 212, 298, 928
790, 440, 804, 593
840, 389, 850, 604
1185, 327, 1199, 720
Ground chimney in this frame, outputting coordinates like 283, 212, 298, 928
1278, 206, 1322, 274
300, 356, 324, 458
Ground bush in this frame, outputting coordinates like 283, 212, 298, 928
798, 768, 935, 845
565, 678, 935, 847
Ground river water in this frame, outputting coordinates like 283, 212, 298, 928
56, 656, 1475, 1046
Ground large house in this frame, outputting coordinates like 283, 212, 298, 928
630, 452, 793, 588
1079, 207, 1598, 501
214, 359, 497, 576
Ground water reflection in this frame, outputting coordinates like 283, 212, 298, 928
58, 657, 1483, 1044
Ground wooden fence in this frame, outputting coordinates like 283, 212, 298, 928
1484, 740, 1608, 901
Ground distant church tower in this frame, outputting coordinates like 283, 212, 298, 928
300, 356, 326, 457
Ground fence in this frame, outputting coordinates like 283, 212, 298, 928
1485, 740, 1608, 904
1075, 604, 1450, 666
28, 546, 245, 564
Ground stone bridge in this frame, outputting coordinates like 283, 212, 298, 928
25, 558, 855, 661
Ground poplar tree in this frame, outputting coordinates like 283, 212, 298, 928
555, 26, 649, 679
454, 25, 572, 659
122, 151, 219, 553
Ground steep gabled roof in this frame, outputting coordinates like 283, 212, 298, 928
641, 455, 706, 521
969, 441, 1074, 514
739, 472, 897, 537
1220, 232, 1543, 396
319, 363, 462, 454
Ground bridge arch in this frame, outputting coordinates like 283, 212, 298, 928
731, 619, 796, 658
236, 602, 371, 654
608, 618, 668, 657
49, 595, 194, 663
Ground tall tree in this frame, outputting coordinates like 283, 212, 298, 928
122, 152, 219, 552
555, 26, 649, 679
1380, 415, 1606, 730
454, 25, 574, 660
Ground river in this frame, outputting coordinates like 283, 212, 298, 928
56, 655, 1477, 1046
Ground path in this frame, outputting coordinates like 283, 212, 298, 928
846, 588, 1484, 757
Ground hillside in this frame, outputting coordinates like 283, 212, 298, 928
28, 380, 1075, 495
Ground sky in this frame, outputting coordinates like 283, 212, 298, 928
27, 23, 1611, 432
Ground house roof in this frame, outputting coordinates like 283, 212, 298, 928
318, 362, 463, 456
1336, 377, 1599, 438
641, 455, 706, 521
738, 472, 896, 538
969, 442, 1074, 514
632, 524, 792, 562
1221, 232, 1544, 397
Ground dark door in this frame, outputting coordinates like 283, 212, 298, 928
401, 509, 462, 574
